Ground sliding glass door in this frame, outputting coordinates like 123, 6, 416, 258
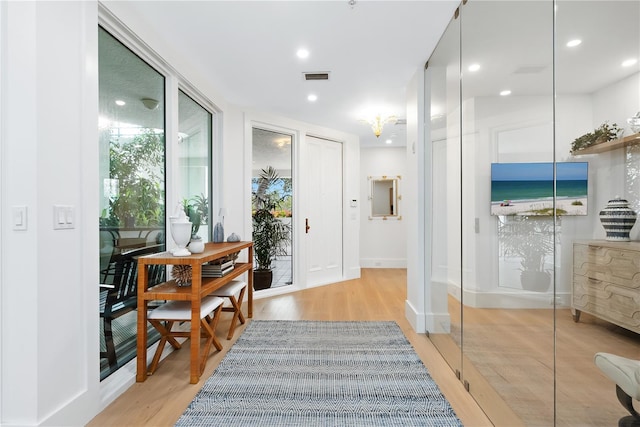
98, 27, 166, 380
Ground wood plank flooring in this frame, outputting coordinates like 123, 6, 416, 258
88, 269, 491, 426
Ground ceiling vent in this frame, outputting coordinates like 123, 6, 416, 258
395, 118, 407, 125
513, 65, 546, 74
303, 72, 330, 81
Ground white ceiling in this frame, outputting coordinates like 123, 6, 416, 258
102, 0, 639, 154
105, 0, 461, 148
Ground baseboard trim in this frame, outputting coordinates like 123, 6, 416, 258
360, 258, 407, 268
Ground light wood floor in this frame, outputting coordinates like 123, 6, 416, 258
88, 269, 492, 426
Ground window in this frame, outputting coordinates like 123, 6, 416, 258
178, 90, 212, 241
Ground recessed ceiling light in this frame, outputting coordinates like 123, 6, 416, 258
296, 48, 309, 59
115, 100, 125, 106
500, 90, 512, 96
307, 94, 318, 102
566, 39, 582, 48
385, 139, 393, 144
622, 58, 638, 67
468, 63, 481, 72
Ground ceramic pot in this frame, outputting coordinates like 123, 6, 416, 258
253, 270, 273, 290
189, 237, 205, 253
599, 197, 637, 241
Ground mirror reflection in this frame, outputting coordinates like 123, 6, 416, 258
369, 176, 400, 219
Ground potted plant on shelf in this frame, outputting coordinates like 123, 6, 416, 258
183, 194, 208, 253
570, 121, 622, 154
498, 215, 555, 292
252, 166, 292, 290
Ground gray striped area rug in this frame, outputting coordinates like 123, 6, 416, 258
175, 320, 462, 426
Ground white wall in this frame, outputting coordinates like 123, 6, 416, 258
360, 147, 407, 268
1, 2, 99, 425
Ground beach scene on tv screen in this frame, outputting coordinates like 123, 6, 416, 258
491, 162, 588, 216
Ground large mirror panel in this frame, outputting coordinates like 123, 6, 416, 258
555, 1, 640, 426
460, 1, 555, 425
427, 1, 640, 426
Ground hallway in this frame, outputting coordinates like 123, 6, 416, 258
88, 269, 490, 426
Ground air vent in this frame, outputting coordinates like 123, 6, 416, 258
395, 118, 407, 125
513, 65, 546, 74
303, 72, 330, 81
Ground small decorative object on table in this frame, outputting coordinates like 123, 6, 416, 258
171, 265, 192, 287
599, 197, 637, 241
169, 203, 192, 256
188, 236, 205, 253
628, 112, 640, 134
227, 232, 240, 242
213, 208, 226, 243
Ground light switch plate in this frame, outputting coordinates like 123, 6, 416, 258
12, 206, 27, 230
53, 205, 75, 229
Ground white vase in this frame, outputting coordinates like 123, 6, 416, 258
189, 237, 205, 253
170, 221, 192, 256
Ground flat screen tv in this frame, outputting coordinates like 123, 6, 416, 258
490, 162, 588, 216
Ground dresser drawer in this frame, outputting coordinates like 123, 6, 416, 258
572, 241, 640, 333
573, 243, 640, 290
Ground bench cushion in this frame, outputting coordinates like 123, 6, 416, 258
148, 296, 224, 321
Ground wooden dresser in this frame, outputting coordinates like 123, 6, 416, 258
572, 240, 640, 333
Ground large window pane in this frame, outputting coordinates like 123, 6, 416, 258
178, 90, 212, 242
98, 27, 166, 380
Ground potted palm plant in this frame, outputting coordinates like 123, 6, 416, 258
252, 166, 291, 290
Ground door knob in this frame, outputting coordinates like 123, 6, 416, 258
306, 218, 311, 233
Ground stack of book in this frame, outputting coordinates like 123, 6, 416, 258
202, 259, 235, 277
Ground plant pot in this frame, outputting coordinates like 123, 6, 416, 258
253, 269, 273, 290
520, 270, 551, 292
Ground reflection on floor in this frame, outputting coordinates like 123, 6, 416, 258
433, 297, 640, 427
100, 311, 159, 380
271, 256, 292, 288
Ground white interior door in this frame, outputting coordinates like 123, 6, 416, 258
305, 136, 343, 286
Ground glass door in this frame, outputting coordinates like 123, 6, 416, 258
98, 27, 166, 380
251, 127, 293, 289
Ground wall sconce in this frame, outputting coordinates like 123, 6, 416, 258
361, 115, 397, 138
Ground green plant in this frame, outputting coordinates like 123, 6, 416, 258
571, 121, 622, 153
183, 193, 209, 237
252, 166, 291, 271
106, 129, 164, 227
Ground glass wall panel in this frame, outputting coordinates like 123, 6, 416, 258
460, 1, 555, 425
427, 8, 462, 377
98, 27, 166, 380
427, 0, 640, 425
555, 1, 640, 426
178, 90, 212, 242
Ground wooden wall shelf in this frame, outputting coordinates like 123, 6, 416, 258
571, 132, 640, 155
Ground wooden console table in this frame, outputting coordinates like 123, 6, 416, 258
136, 241, 253, 383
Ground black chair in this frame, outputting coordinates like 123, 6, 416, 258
100, 245, 165, 368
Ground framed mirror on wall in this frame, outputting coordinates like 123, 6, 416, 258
368, 175, 401, 220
